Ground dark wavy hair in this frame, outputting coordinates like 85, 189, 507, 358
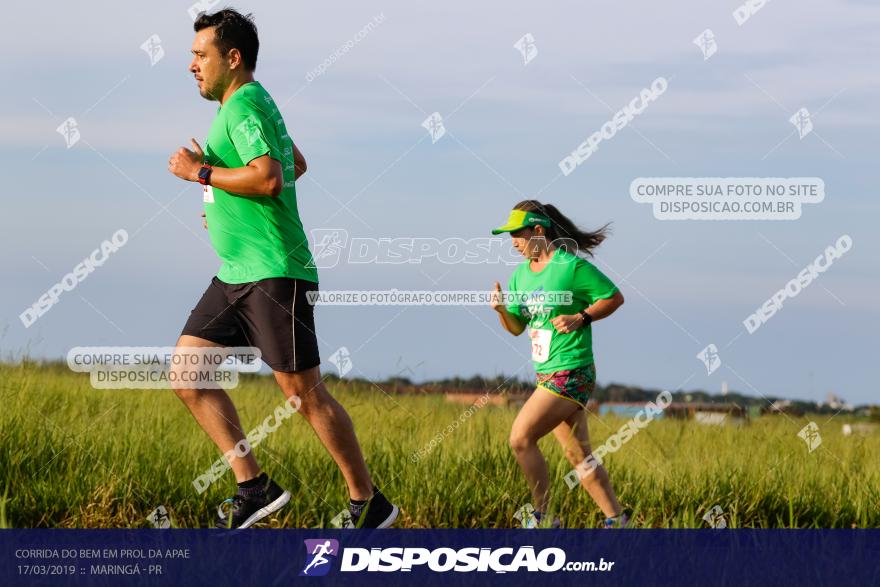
194, 8, 259, 71
513, 200, 610, 257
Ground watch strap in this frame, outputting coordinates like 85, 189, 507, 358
579, 309, 593, 328
198, 165, 213, 185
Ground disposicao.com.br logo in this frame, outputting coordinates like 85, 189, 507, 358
301, 540, 614, 574
301, 539, 340, 577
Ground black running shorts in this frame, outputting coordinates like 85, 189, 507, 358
180, 277, 320, 373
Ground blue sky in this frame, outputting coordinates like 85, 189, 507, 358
1, 1, 877, 405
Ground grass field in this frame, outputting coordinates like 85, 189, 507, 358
2, 361, 877, 529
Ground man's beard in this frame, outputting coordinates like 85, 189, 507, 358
199, 81, 223, 101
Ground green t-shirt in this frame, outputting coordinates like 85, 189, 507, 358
506, 249, 618, 373
203, 82, 317, 284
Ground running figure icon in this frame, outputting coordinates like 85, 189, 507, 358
302, 540, 336, 576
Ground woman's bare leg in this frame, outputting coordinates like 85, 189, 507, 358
509, 388, 580, 515
552, 409, 622, 518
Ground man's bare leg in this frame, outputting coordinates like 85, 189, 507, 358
171, 335, 261, 483
273, 366, 373, 500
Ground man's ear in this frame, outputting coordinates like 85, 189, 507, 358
226, 47, 243, 70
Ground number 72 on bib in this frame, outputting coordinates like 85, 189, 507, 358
528, 328, 551, 363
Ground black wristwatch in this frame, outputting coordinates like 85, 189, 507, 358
579, 309, 593, 328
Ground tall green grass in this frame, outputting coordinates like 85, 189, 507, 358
1, 362, 877, 528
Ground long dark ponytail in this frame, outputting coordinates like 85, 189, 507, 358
513, 200, 610, 257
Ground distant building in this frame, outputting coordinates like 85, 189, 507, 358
823, 392, 854, 412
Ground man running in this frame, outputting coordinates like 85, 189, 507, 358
167, 8, 397, 529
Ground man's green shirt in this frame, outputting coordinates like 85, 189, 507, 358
202, 82, 317, 284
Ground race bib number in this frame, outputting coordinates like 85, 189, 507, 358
203, 184, 214, 203
529, 328, 551, 363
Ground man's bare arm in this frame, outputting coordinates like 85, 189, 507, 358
209, 155, 283, 196
168, 138, 284, 197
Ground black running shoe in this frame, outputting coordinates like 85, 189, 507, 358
214, 477, 291, 529
352, 490, 399, 529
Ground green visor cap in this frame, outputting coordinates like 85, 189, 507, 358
491, 209, 551, 235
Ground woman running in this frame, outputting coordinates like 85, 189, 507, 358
490, 200, 628, 529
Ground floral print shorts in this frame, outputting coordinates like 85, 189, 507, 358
536, 363, 596, 408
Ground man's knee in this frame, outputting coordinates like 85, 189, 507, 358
170, 341, 223, 396
173, 385, 207, 404
170, 358, 207, 398
275, 368, 327, 415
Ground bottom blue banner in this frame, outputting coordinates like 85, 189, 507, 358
2, 529, 878, 586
